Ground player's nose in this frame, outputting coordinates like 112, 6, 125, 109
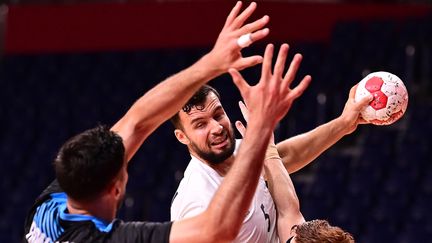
209, 120, 224, 134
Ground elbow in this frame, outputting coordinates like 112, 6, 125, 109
112, 115, 143, 135
129, 115, 150, 134
128, 116, 153, 140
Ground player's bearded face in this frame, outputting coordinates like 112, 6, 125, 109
180, 92, 236, 165
189, 122, 236, 165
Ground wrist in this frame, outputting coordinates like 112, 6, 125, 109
199, 53, 225, 78
333, 116, 353, 136
245, 120, 274, 146
265, 143, 280, 161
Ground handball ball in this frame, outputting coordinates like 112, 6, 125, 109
355, 71, 408, 125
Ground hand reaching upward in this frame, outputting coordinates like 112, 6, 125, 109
229, 44, 311, 129
206, 1, 270, 74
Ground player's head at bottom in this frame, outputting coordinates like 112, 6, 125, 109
54, 125, 128, 216
287, 219, 354, 243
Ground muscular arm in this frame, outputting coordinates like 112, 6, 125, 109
276, 117, 350, 173
236, 107, 305, 241
236, 119, 306, 242
277, 85, 373, 173
111, 1, 269, 163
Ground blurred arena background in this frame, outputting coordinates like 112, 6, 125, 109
0, 0, 431, 242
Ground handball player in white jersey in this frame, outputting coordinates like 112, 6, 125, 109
170, 52, 373, 242
169, 48, 310, 242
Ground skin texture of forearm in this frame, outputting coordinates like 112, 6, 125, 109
263, 158, 305, 241
111, 54, 222, 163
277, 117, 349, 174
170, 120, 274, 243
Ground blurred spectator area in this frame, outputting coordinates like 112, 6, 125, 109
1, 2, 431, 243
3, 1, 432, 53
3, 0, 432, 5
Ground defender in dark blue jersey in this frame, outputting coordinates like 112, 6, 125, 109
22, 2, 311, 242
24, 179, 172, 242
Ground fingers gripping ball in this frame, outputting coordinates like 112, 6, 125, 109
355, 71, 408, 125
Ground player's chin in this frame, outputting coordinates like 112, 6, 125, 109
211, 139, 228, 150
211, 143, 232, 155
211, 140, 234, 157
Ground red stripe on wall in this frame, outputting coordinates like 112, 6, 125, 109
5, 2, 431, 54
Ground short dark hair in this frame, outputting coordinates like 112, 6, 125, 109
170, 85, 221, 129
294, 219, 355, 243
54, 125, 125, 201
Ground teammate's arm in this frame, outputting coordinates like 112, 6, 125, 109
111, 1, 270, 163
169, 44, 309, 243
235, 101, 305, 242
263, 150, 305, 241
276, 85, 373, 173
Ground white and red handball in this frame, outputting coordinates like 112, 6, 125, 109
355, 71, 409, 125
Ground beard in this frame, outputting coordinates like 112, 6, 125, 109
190, 124, 236, 165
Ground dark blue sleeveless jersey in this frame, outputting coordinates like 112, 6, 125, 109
23, 180, 172, 243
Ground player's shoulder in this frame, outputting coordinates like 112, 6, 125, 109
171, 159, 220, 217
171, 174, 211, 220
180, 157, 222, 190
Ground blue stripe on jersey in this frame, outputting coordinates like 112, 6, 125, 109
59, 204, 115, 232
33, 192, 67, 241
33, 192, 116, 242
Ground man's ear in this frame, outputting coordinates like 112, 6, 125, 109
174, 129, 190, 145
106, 179, 122, 200
103, 180, 117, 201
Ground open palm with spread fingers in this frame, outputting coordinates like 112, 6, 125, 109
228, 43, 312, 127
208, 1, 270, 73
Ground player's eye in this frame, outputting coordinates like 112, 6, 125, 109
214, 113, 224, 120
195, 122, 205, 128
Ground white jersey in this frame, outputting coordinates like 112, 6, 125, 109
171, 139, 278, 243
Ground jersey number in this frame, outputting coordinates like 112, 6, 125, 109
260, 204, 270, 232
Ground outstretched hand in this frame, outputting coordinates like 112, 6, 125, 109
235, 101, 276, 145
208, 1, 270, 74
339, 85, 373, 134
234, 101, 249, 138
229, 44, 311, 129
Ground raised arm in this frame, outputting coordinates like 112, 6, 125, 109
111, 1, 270, 162
277, 85, 373, 173
169, 43, 309, 243
236, 101, 305, 242
263, 146, 305, 241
